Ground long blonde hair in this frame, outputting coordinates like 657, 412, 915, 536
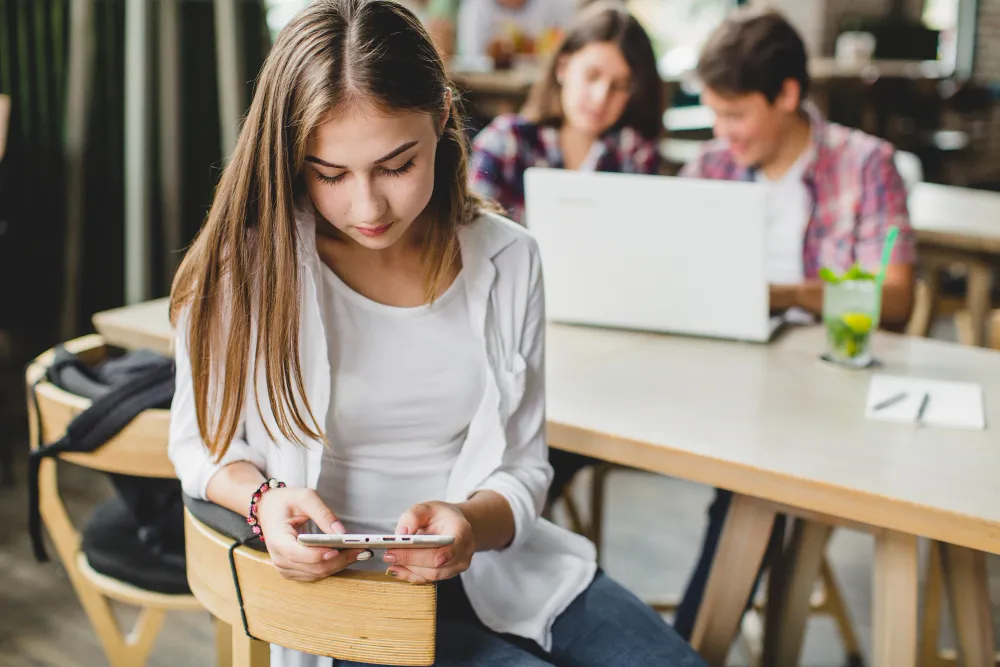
171, 0, 484, 460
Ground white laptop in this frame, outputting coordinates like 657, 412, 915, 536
523, 168, 781, 343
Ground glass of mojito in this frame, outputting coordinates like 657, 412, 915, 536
822, 275, 877, 367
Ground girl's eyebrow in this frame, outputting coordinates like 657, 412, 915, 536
305, 140, 419, 169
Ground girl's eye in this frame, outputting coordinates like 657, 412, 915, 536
314, 159, 414, 185
315, 171, 346, 185
381, 159, 415, 178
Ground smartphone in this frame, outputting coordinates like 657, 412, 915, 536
296, 533, 455, 549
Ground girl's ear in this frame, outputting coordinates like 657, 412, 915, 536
439, 88, 453, 135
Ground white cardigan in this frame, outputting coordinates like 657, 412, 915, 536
168, 211, 597, 666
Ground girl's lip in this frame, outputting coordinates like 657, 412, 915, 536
356, 222, 393, 237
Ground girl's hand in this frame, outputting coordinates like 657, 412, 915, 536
255, 487, 372, 581
383, 502, 475, 583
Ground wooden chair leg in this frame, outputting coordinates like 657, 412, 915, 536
939, 543, 996, 667
965, 264, 993, 347
920, 541, 946, 667
691, 494, 779, 667
231, 629, 269, 667
989, 309, 1000, 351
216, 618, 233, 667
955, 310, 976, 347
907, 276, 937, 338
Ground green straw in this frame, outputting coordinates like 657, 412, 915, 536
873, 226, 899, 327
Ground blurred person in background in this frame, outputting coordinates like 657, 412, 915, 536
674, 7, 917, 640
468, 0, 664, 511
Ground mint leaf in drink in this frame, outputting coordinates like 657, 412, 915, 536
843, 264, 875, 282
819, 267, 841, 284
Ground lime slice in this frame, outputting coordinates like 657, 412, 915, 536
841, 312, 873, 335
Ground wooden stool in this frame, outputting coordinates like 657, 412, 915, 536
556, 465, 864, 666
27, 335, 202, 667
184, 507, 438, 666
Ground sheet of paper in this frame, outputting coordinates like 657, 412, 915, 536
865, 374, 985, 431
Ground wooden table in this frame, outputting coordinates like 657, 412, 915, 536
910, 182, 1000, 347
94, 301, 999, 666
545, 323, 1000, 666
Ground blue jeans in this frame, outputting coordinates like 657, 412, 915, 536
333, 570, 706, 666
673, 489, 784, 641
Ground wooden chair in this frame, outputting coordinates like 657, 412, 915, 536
26, 335, 202, 667
184, 503, 438, 666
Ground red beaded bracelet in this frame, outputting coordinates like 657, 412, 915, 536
246, 478, 286, 542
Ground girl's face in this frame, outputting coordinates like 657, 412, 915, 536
304, 101, 442, 251
557, 41, 633, 137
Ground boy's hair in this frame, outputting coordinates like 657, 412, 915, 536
697, 8, 809, 104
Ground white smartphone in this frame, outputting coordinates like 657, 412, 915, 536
296, 533, 455, 549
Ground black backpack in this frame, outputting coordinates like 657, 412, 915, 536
27, 345, 183, 565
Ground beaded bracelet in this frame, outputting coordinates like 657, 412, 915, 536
246, 478, 286, 542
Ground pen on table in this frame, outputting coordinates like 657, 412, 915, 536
916, 392, 931, 425
873, 391, 908, 412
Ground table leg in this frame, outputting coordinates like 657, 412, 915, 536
761, 519, 834, 667
939, 542, 995, 666
873, 529, 919, 667
691, 494, 779, 667
966, 263, 993, 347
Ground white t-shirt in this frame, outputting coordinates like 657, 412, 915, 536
457, 0, 577, 59
315, 265, 484, 569
755, 147, 813, 286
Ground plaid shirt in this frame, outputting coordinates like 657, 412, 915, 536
680, 104, 916, 278
470, 114, 660, 223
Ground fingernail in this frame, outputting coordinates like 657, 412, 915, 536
356, 550, 374, 561
399, 526, 410, 535
383, 552, 397, 563
331, 522, 346, 534
323, 550, 340, 561
386, 568, 397, 577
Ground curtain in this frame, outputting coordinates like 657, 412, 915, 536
0, 0, 270, 351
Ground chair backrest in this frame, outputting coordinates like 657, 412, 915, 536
184, 509, 437, 666
894, 150, 924, 194
26, 334, 175, 478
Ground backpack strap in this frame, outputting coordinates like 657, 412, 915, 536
28, 360, 175, 562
